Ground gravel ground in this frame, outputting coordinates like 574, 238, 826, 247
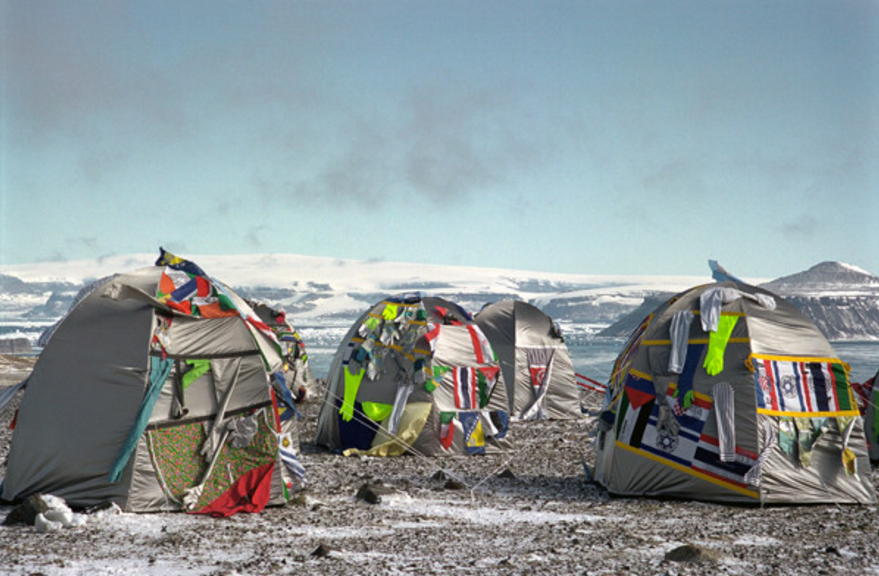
2, 355, 879, 576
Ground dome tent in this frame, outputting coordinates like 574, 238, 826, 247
315, 294, 511, 456
594, 280, 875, 505
1, 250, 305, 516
474, 299, 581, 420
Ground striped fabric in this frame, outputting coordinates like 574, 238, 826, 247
712, 382, 736, 462
454, 367, 477, 410
753, 357, 857, 416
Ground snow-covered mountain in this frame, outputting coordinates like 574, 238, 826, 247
759, 262, 879, 340
0, 253, 710, 340
0, 254, 877, 343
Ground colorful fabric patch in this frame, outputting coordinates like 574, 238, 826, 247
362, 401, 394, 422
147, 409, 277, 512
619, 383, 712, 466
458, 411, 485, 455
622, 370, 656, 409
454, 367, 477, 410
467, 325, 495, 364
753, 357, 856, 415
157, 266, 238, 319
526, 347, 555, 390
424, 323, 441, 353
440, 411, 455, 449
476, 366, 500, 408
691, 434, 758, 490
196, 462, 275, 518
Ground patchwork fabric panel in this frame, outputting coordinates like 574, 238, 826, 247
752, 356, 858, 416
616, 383, 759, 496
148, 409, 277, 510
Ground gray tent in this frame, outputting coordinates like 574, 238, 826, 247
594, 281, 875, 505
474, 300, 581, 420
315, 294, 511, 456
1, 253, 305, 515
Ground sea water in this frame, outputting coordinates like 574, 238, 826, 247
303, 338, 879, 384
3, 321, 877, 384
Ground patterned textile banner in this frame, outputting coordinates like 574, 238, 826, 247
752, 356, 858, 416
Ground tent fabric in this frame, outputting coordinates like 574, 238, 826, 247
858, 369, 879, 463
475, 300, 581, 420
594, 281, 876, 505
315, 295, 512, 456
1, 252, 305, 514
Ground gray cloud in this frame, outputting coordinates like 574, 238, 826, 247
258, 75, 556, 211
782, 216, 819, 238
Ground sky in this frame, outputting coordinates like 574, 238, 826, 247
1, 0, 877, 278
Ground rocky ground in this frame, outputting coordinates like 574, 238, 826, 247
1, 355, 879, 576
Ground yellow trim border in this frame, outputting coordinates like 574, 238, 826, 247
749, 353, 844, 364
756, 408, 860, 418
615, 441, 759, 499
642, 337, 750, 346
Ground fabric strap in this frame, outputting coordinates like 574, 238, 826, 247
108, 356, 173, 483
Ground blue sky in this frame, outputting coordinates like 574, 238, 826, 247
2, 0, 877, 278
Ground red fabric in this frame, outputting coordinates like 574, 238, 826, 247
467, 326, 485, 364
196, 275, 211, 297
198, 301, 240, 319
441, 422, 454, 449
529, 366, 548, 389
624, 385, 655, 410
159, 272, 176, 296
478, 367, 500, 387
194, 462, 275, 518
164, 300, 192, 315
852, 376, 875, 415
269, 389, 282, 431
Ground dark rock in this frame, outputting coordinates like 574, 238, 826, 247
496, 468, 516, 480
356, 482, 394, 504
664, 543, 722, 563
443, 479, 466, 490
3, 494, 51, 526
311, 543, 334, 557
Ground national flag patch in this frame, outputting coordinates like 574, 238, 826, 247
622, 370, 656, 409
618, 383, 713, 469
459, 411, 485, 455
454, 367, 477, 410
753, 357, 856, 415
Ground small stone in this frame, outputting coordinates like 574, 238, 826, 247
356, 482, 395, 504
311, 543, 334, 558
3, 494, 50, 526
664, 543, 722, 563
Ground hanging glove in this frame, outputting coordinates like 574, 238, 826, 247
704, 315, 739, 376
